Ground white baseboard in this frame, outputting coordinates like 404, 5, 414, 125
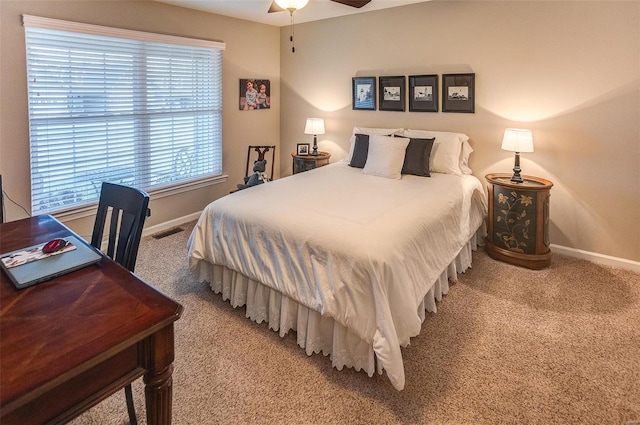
550, 244, 640, 273
142, 212, 202, 238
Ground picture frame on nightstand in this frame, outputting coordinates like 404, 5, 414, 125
296, 143, 310, 156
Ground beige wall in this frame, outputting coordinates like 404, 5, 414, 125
0, 0, 280, 238
279, 1, 640, 262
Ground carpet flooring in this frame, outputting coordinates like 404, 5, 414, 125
70, 221, 640, 425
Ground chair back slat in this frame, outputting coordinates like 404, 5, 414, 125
0, 175, 4, 223
91, 182, 150, 272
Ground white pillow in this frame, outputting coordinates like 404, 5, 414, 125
346, 127, 404, 162
460, 140, 474, 174
362, 135, 410, 180
402, 130, 469, 175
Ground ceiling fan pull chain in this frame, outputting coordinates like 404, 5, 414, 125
290, 12, 295, 53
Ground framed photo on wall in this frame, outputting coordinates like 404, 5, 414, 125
379, 76, 405, 112
408, 75, 438, 112
352, 77, 376, 110
442, 73, 475, 113
239, 78, 271, 110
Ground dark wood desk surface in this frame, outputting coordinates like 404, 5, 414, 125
0, 215, 183, 424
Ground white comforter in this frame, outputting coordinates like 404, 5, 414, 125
188, 162, 486, 390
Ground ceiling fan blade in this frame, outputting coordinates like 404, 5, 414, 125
330, 0, 372, 8
268, 1, 285, 13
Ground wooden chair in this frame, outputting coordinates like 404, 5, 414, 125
90, 182, 151, 425
232, 145, 276, 194
245, 145, 276, 182
0, 175, 4, 223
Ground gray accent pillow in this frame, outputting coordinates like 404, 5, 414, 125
401, 137, 435, 177
348, 134, 370, 168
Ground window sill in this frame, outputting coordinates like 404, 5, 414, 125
53, 174, 228, 222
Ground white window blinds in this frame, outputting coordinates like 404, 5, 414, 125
23, 15, 225, 215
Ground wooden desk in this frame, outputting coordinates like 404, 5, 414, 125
0, 215, 183, 424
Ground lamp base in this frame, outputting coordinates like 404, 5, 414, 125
510, 152, 524, 183
311, 136, 319, 156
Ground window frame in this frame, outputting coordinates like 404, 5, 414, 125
23, 15, 227, 218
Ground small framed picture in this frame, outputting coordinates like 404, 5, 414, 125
239, 78, 271, 111
442, 73, 475, 113
379, 76, 405, 112
409, 75, 438, 112
352, 77, 376, 110
297, 143, 310, 156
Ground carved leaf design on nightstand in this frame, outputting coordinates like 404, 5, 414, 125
519, 194, 533, 206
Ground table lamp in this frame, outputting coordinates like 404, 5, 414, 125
501, 128, 534, 183
304, 118, 325, 156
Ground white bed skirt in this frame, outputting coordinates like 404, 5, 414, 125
192, 225, 484, 381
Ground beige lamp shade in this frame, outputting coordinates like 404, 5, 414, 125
304, 118, 325, 135
501, 128, 534, 153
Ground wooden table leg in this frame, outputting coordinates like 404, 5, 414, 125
143, 324, 176, 425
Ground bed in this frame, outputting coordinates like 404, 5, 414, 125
187, 128, 487, 390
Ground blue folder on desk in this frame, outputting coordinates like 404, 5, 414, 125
0, 235, 102, 289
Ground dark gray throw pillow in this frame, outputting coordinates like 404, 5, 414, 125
401, 137, 435, 177
349, 133, 370, 168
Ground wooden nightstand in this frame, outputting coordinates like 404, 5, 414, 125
484, 173, 553, 269
291, 151, 331, 174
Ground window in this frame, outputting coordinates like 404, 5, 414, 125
23, 15, 225, 215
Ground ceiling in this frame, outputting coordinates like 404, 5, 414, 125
154, 0, 430, 27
